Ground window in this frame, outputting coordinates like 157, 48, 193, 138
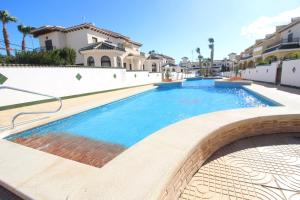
152, 63, 157, 72
101, 56, 111, 67
143, 65, 145, 70
87, 56, 95, 66
92, 37, 98, 43
45, 39, 53, 51
181, 69, 183, 72
172, 68, 175, 72
117, 57, 122, 67
288, 33, 293, 42
123, 63, 126, 68
129, 64, 132, 70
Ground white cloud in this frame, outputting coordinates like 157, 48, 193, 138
241, 6, 300, 39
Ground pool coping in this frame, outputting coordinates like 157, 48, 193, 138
0, 81, 300, 199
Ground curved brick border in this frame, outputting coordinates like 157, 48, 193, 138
161, 114, 300, 199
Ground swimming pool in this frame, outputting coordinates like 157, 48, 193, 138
6, 80, 277, 147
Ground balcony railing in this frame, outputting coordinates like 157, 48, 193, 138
264, 38, 300, 53
240, 55, 253, 60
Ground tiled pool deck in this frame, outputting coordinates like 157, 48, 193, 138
180, 133, 300, 200
0, 81, 300, 199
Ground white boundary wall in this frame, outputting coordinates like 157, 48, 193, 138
0, 66, 163, 107
222, 71, 235, 78
241, 62, 278, 83
281, 59, 300, 87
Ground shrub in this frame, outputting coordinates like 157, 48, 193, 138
264, 55, 277, 64
284, 52, 300, 60
59, 48, 76, 65
13, 48, 76, 65
256, 60, 268, 66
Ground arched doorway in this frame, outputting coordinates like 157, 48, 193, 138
152, 63, 157, 72
101, 56, 111, 67
87, 56, 95, 66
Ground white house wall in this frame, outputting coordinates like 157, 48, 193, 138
65, 29, 90, 64
281, 23, 300, 40
0, 66, 162, 107
281, 59, 300, 87
38, 31, 67, 49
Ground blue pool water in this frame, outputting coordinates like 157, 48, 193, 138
7, 80, 277, 147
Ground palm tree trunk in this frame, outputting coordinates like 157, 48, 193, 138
2, 22, 11, 56
22, 34, 26, 51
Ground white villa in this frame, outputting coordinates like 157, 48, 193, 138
31, 23, 176, 73
145, 53, 177, 72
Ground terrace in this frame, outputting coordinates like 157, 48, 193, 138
263, 37, 300, 54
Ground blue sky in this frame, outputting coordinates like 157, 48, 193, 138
1, 0, 300, 62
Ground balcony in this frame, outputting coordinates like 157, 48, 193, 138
240, 54, 253, 60
264, 38, 300, 54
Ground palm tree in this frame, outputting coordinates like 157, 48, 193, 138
148, 50, 155, 55
195, 47, 203, 76
17, 24, 35, 51
208, 38, 214, 75
0, 10, 17, 56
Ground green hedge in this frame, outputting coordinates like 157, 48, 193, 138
283, 52, 300, 60
12, 48, 76, 65
256, 60, 269, 66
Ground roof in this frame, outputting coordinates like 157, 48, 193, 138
147, 54, 161, 60
162, 63, 178, 67
79, 41, 125, 53
31, 23, 142, 47
147, 53, 175, 61
278, 17, 300, 33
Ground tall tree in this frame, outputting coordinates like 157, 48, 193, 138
0, 10, 17, 56
195, 47, 203, 75
208, 38, 214, 75
17, 25, 35, 51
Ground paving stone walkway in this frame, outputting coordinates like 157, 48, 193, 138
180, 133, 300, 200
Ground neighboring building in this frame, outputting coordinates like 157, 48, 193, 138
227, 53, 238, 71
239, 45, 255, 69
179, 57, 191, 68
237, 17, 300, 69
31, 23, 144, 68
162, 63, 184, 73
263, 17, 300, 60
228, 52, 237, 62
144, 53, 176, 72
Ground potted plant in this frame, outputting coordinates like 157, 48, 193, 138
164, 69, 172, 82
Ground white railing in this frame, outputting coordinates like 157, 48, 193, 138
0, 86, 62, 129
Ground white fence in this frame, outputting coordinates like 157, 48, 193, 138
170, 72, 195, 80
281, 59, 300, 87
0, 66, 163, 107
241, 62, 278, 83
222, 59, 300, 87
222, 71, 235, 78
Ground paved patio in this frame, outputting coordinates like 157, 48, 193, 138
180, 133, 300, 200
